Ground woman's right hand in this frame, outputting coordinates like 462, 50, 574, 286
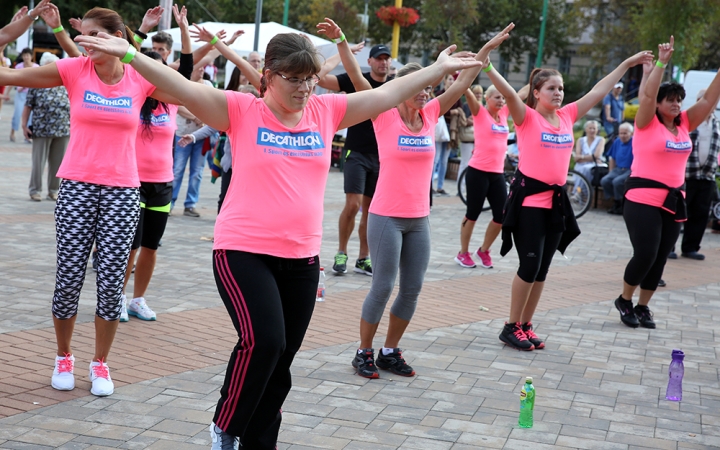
177, 135, 193, 147
69, 17, 83, 33
481, 23, 514, 53
658, 35, 674, 65
74, 32, 132, 59
190, 24, 218, 43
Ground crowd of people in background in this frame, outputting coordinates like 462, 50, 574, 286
1, 2, 720, 449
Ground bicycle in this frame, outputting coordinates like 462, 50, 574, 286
457, 165, 592, 219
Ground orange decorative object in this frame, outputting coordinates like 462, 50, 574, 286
376, 6, 420, 27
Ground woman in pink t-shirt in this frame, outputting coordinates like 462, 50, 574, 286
614, 37, 720, 330
319, 19, 516, 380
0, 7, 183, 398
482, 43, 652, 351
77, 22, 482, 447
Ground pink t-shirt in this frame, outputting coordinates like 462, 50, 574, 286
469, 105, 510, 173
517, 103, 578, 208
135, 104, 178, 183
626, 111, 692, 207
55, 57, 155, 187
213, 92, 347, 258
370, 98, 440, 218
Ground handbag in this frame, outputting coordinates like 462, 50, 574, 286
459, 124, 474, 143
590, 155, 609, 186
435, 115, 450, 143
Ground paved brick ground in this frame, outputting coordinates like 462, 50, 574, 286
1, 102, 720, 449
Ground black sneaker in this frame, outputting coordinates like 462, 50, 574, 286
634, 305, 656, 329
499, 322, 534, 351
614, 296, 639, 328
681, 251, 705, 260
352, 348, 379, 379
521, 322, 545, 349
354, 258, 372, 276
376, 348, 415, 377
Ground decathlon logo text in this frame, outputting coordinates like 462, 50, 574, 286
257, 128, 325, 150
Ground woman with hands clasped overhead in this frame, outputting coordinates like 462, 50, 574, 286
318, 18, 515, 379
75, 21, 482, 449
613, 37, 720, 330
0, 6, 185, 399
482, 35, 653, 351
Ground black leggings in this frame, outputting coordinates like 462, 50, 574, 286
131, 182, 172, 250
465, 167, 506, 223
212, 250, 319, 448
623, 199, 681, 290
512, 207, 563, 283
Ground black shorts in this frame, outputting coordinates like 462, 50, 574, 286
344, 151, 379, 197
465, 167, 507, 223
132, 182, 173, 250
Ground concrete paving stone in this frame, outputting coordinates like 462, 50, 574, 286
502, 438, 576, 450
55, 443, 92, 450
144, 440, 208, 449
0, 441, 55, 449
11, 428, 75, 447
119, 434, 159, 449
147, 420, 207, 437
342, 442, 400, 450
278, 430, 350, 449
144, 406, 213, 424
396, 436, 454, 450
605, 431, 679, 450
332, 427, 408, 447
508, 427, 558, 444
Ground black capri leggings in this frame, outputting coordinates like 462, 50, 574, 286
131, 182, 172, 250
465, 167, 506, 223
512, 206, 563, 283
622, 199, 681, 290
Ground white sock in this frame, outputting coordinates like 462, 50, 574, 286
382, 347, 396, 355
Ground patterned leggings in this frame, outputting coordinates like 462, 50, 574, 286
53, 180, 140, 320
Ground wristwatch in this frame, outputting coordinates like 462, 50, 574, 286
27, 9, 39, 20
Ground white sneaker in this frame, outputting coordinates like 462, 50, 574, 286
51, 353, 75, 391
89, 360, 114, 396
127, 297, 156, 321
210, 423, 239, 450
119, 294, 129, 322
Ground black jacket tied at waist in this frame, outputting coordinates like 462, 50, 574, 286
500, 169, 581, 257
624, 177, 687, 221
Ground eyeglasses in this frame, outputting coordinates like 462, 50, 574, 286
423, 86, 433, 93
277, 73, 320, 88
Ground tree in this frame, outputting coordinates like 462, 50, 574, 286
298, 0, 365, 42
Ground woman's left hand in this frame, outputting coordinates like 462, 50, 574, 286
316, 18, 343, 41
625, 50, 654, 68
436, 45, 484, 74
190, 24, 226, 43
74, 32, 131, 59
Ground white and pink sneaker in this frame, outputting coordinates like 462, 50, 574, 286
51, 353, 75, 391
476, 248, 493, 268
454, 252, 476, 268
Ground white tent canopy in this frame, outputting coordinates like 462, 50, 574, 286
144, 21, 332, 60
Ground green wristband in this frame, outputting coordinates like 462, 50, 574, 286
210, 35, 219, 45
52, 25, 64, 33
656, 60, 667, 68
482, 62, 493, 73
121, 45, 137, 64
133, 34, 144, 44
331, 33, 346, 44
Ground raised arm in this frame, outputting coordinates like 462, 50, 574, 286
318, 18, 371, 92
339, 45, 483, 130
465, 88, 481, 116
485, 66, 527, 126
41, 5, 82, 58
76, 32, 229, 131
575, 50, 653, 119
190, 25, 261, 91
635, 39, 673, 129
687, 72, 720, 131
0, 64, 62, 88
0, 1, 51, 46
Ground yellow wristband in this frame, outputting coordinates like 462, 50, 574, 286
121, 45, 137, 64
52, 25, 64, 33
482, 63, 493, 73
656, 61, 667, 68
210, 36, 219, 45
133, 34, 144, 44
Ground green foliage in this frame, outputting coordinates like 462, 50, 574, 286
298, 0, 364, 42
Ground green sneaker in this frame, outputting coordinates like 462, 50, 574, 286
332, 251, 348, 274
354, 257, 372, 276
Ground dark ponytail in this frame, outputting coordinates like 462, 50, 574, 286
139, 51, 169, 140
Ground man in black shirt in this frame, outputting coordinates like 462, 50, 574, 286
319, 44, 392, 276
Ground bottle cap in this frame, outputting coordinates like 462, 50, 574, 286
320, 267, 325, 271
671, 349, 684, 360
525, 377, 533, 383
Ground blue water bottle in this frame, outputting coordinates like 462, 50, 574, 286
665, 349, 684, 401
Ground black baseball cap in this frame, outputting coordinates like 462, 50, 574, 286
369, 44, 391, 58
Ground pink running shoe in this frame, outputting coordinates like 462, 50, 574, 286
454, 252, 476, 268
475, 248, 493, 268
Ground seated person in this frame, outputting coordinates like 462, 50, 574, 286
601, 122, 634, 214
573, 120, 605, 182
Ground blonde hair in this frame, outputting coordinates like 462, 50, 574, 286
584, 120, 599, 131
484, 85, 499, 99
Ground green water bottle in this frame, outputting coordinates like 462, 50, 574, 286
518, 377, 535, 428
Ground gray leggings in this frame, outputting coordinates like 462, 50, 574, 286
361, 213, 431, 324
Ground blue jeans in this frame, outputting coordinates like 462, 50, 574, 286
172, 135, 206, 209
433, 142, 450, 190
601, 167, 631, 200
12, 89, 28, 132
